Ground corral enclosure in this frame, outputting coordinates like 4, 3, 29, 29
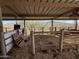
1, 20, 79, 59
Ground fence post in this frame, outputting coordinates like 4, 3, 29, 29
42, 27, 44, 34
49, 27, 51, 34
50, 27, 53, 34
75, 20, 77, 30
59, 27, 61, 31
31, 31, 35, 55
34, 27, 35, 33
51, 19, 53, 34
5, 27, 8, 32
55, 27, 57, 32
68, 27, 70, 30
75, 44, 79, 52
59, 29, 64, 52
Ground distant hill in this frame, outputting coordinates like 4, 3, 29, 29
3, 20, 79, 32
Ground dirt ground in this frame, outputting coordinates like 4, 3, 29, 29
7, 34, 79, 59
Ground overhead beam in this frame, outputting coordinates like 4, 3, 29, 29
3, 16, 79, 20
2, 13, 78, 17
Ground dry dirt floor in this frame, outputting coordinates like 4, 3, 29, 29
7, 34, 79, 59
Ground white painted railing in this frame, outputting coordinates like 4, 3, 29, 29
4, 29, 23, 54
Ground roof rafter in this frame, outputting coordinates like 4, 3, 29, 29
4, 5, 19, 17
58, 8, 75, 17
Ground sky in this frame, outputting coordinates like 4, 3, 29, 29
2, 20, 78, 24
2, 20, 16, 24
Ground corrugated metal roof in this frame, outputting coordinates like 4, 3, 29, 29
0, 0, 79, 19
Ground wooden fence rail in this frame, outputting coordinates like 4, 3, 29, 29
30, 29, 79, 56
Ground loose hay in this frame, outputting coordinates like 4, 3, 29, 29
8, 34, 79, 59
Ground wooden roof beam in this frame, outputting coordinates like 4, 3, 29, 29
2, 14, 79, 19
2, 14, 76, 17
3, 16, 79, 20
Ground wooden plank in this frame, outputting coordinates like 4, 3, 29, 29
12, 33, 19, 45
6, 42, 13, 53
13, 32, 24, 47
34, 31, 60, 33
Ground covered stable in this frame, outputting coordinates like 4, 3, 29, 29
0, 0, 79, 58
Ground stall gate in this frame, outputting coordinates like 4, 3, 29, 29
3, 29, 22, 54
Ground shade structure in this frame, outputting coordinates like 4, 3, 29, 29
0, 0, 79, 20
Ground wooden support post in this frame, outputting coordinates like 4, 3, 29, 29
49, 27, 51, 34
5, 27, 7, 32
16, 20, 18, 24
54, 27, 57, 35
30, 25, 32, 31
24, 20, 26, 29
60, 27, 62, 31
42, 27, 44, 34
55, 27, 57, 32
75, 20, 77, 30
23, 20, 25, 35
34, 27, 35, 32
0, 8, 6, 55
68, 27, 70, 30
31, 31, 35, 55
59, 29, 64, 52
75, 44, 79, 53
51, 19, 53, 34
